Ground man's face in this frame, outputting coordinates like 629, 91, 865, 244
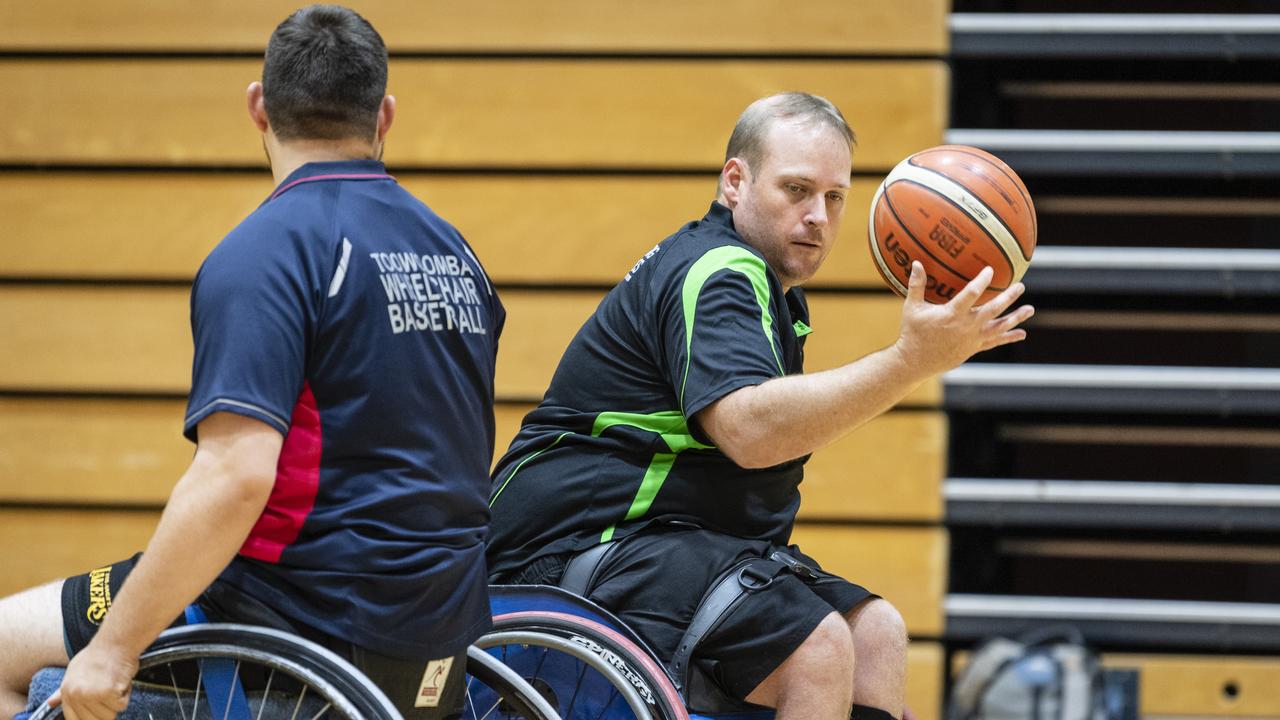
727, 121, 853, 289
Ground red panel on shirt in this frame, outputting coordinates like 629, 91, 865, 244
240, 382, 322, 563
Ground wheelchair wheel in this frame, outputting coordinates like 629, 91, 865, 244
463, 645, 560, 719
25, 625, 557, 720
26, 624, 400, 720
479, 610, 688, 720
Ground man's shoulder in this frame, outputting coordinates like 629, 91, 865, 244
637, 216, 766, 288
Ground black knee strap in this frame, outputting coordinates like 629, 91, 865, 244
668, 556, 788, 695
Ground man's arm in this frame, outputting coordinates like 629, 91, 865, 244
53, 412, 280, 720
699, 262, 1033, 469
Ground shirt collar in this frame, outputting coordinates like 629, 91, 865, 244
703, 200, 735, 229
268, 160, 394, 202
703, 200, 807, 313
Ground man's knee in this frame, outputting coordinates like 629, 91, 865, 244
0, 580, 69, 715
747, 611, 854, 708
797, 611, 857, 676
847, 598, 908, 659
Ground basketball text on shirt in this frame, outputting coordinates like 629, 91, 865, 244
369, 251, 489, 335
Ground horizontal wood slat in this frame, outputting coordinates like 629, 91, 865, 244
0, 285, 192, 394
1, 401, 939, 522
0, 1, 947, 55
798, 412, 944, 521
790, 524, 946, 636
0, 509, 158, 596
0, 59, 945, 169
1108, 654, 1280, 718
0, 397, 186, 504
0, 287, 937, 405
0, 173, 887, 288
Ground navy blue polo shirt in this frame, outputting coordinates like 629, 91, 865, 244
184, 160, 504, 659
487, 201, 810, 579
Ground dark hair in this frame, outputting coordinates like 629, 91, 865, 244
724, 92, 856, 172
262, 5, 388, 142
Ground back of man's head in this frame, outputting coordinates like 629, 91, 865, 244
263, 5, 387, 143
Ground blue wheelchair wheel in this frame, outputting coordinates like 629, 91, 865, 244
24, 625, 556, 720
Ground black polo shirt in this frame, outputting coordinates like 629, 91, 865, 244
488, 202, 813, 577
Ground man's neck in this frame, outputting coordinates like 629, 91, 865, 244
268, 138, 380, 186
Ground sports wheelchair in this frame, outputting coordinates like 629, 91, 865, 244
23, 623, 559, 720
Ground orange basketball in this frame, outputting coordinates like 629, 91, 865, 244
868, 145, 1036, 305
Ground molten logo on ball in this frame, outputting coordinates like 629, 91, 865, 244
868, 145, 1036, 305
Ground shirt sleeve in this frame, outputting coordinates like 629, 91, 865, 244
663, 246, 786, 421
182, 235, 312, 442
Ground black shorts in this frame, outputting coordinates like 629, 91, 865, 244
61, 555, 467, 720
507, 525, 876, 702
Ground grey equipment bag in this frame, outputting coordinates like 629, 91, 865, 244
948, 625, 1107, 720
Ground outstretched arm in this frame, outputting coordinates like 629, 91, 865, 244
53, 412, 280, 720
698, 262, 1033, 469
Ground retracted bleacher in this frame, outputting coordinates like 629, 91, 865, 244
947, 3, 1280, 716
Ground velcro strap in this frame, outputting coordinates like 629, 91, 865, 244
184, 605, 252, 720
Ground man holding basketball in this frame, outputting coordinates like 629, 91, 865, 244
488, 92, 1033, 720
0, 6, 503, 720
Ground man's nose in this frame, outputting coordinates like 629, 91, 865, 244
805, 198, 828, 227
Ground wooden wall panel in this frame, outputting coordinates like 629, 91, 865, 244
0, 60, 946, 170
0, 1, 948, 55
0, 509, 158, 596
789, 524, 946, 636
0, 173, 887, 288
0, 397, 186, 504
0, 287, 937, 405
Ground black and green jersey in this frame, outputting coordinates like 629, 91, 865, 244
487, 202, 814, 577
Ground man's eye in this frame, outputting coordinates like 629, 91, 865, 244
786, 184, 804, 194
828, 193, 845, 203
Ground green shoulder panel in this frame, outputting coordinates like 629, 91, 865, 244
679, 246, 783, 410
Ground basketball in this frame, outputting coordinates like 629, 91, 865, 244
868, 145, 1037, 305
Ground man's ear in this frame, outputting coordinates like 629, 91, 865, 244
720, 158, 749, 207
246, 82, 269, 133
376, 94, 396, 142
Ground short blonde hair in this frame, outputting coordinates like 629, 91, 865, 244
724, 92, 855, 173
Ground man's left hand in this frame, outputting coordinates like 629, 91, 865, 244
49, 640, 137, 720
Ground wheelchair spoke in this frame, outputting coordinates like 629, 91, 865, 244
168, 664, 188, 720
465, 677, 503, 720
305, 702, 332, 720
463, 676, 476, 720
221, 660, 241, 720
255, 669, 275, 720
563, 660, 587, 716
289, 683, 308, 720
192, 662, 203, 720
